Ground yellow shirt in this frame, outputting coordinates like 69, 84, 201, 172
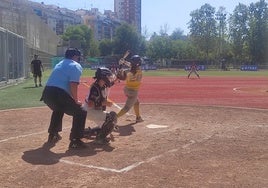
125, 69, 142, 90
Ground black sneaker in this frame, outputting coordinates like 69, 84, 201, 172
136, 116, 144, 123
39, 83, 42, 87
47, 133, 62, 144
83, 127, 92, 139
69, 139, 87, 149
93, 137, 110, 145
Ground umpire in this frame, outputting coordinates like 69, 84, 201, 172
41, 48, 87, 149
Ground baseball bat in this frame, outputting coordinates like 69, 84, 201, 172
119, 50, 131, 67
122, 50, 130, 60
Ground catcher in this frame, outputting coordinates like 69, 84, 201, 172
116, 54, 144, 123
82, 67, 117, 144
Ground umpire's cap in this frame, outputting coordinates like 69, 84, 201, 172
65, 48, 81, 59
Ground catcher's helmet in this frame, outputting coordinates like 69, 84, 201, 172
130, 55, 142, 67
94, 67, 115, 87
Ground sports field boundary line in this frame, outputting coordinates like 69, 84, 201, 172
59, 134, 214, 173
1, 103, 268, 113
142, 103, 268, 111
0, 127, 70, 143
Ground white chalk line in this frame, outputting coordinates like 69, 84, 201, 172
59, 135, 213, 173
0, 127, 69, 143
1, 105, 267, 174
0, 130, 47, 143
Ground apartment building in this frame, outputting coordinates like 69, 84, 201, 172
114, 0, 141, 33
28, 1, 83, 35
77, 8, 121, 41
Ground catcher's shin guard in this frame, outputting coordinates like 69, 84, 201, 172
96, 111, 117, 140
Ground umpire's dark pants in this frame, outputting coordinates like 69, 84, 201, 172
41, 86, 87, 140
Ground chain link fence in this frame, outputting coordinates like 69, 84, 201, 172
0, 27, 26, 86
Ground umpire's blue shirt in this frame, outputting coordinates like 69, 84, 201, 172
46, 59, 82, 95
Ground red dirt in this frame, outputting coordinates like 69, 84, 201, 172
1, 76, 268, 187
80, 76, 268, 109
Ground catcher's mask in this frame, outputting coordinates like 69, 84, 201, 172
130, 55, 142, 67
94, 68, 115, 87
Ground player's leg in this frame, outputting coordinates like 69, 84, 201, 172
42, 86, 63, 144
33, 73, 38, 87
82, 106, 106, 139
95, 111, 117, 144
194, 70, 200, 78
188, 70, 192, 78
133, 98, 143, 123
117, 88, 137, 118
47, 111, 64, 143
38, 72, 42, 86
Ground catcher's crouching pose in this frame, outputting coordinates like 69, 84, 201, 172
82, 68, 117, 144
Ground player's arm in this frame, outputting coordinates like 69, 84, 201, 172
85, 86, 99, 108
30, 62, 34, 73
70, 82, 81, 105
119, 59, 131, 68
103, 99, 113, 107
40, 61, 44, 72
86, 99, 94, 107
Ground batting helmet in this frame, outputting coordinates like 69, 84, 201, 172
94, 68, 115, 87
130, 55, 142, 67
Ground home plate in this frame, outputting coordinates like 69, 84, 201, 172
146, 124, 168, 129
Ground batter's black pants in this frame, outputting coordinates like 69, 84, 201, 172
41, 86, 87, 140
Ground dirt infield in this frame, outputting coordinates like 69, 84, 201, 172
0, 76, 268, 187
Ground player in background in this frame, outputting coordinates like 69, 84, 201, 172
116, 55, 144, 123
82, 68, 118, 144
31, 54, 44, 87
187, 62, 200, 79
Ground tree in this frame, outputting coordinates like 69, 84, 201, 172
215, 7, 228, 60
113, 23, 145, 56
61, 25, 93, 56
229, 3, 250, 65
189, 4, 217, 61
171, 39, 200, 60
146, 34, 173, 66
99, 39, 113, 56
159, 23, 170, 36
170, 28, 185, 40
248, 0, 268, 64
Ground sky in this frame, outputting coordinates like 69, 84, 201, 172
31, 0, 259, 35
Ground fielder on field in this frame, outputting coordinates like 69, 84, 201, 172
187, 62, 200, 79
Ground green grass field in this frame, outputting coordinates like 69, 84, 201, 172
0, 69, 266, 110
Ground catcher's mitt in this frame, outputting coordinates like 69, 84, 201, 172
116, 69, 127, 80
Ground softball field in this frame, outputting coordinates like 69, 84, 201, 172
0, 76, 267, 187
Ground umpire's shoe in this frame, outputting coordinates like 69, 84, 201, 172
69, 139, 87, 149
47, 133, 62, 144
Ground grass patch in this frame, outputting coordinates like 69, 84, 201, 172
0, 69, 266, 110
